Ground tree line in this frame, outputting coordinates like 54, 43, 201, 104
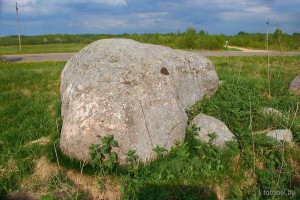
227, 29, 300, 51
0, 27, 299, 51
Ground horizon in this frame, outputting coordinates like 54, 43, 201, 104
0, 0, 300, 37
1, 29, 300, 38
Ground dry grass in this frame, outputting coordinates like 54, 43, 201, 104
66, 170, 121, 200
0, 159, 18, 178
20, 156, 121, 200
214, 185, 227, 200
20, 88, 32, 97
33, 157, 59, 182
26, 137, 51, 147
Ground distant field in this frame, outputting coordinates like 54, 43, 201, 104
0, 43, 87, 55
1, 29, 298, 55
1, 57, 300, 199
0, 43, 242, 55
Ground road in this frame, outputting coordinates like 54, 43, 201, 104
1, 48, 300, 62
0, 53, 74, 62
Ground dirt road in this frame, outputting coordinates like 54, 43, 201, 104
1, 48, 300, 62
0, 53, 74, 62
227, 45, 270, 52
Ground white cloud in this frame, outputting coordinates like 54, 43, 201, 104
2, 0, 59, 15
101, 0, 127, 6
219, 5, 273, 21
245, 6, 270, 14
187, 0, 272, 14
1, 0, 299, 36
56, 0, 127, 6
136, 12, 168, 19
2, 0, 127, 15
70, 15, 129, 31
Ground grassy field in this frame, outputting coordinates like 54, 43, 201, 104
1, 30, 299, 51
0, 43, 86, 55
0, 43, 241, 55
0, 56, 300, 199
0, 61, 64, 198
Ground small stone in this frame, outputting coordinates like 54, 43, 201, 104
289, 76, 300, 96
263, 107, 283, 117
190, 114, 235, 146
219, 80, 225, 85
266, 129, 293, 142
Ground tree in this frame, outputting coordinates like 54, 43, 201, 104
273, 28, 283, 41
237, 31, 248, 36
199, 30, 206, 36
186, 27, 197, 35
184, 27, 197, 49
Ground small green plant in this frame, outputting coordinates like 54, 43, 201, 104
89, 134, 119, 174
153, 145, 167, 159
208, 132, 217, 144
125, 149, 139, 174
121, 149, 144, 200
40, 194, 53, 200
0, 60, 10, 64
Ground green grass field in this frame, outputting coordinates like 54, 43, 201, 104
0, 56, 300, 199
0, 43, 86, 55
0, 43, 241, 55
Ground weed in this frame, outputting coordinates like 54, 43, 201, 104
89, 134, 119, 175
121, 150, 144, 200
152, 145, 168, 159
125, 150, 139, 174
40, 194, 54, 200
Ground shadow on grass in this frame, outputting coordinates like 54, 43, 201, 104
136, 184, 218, 200
0, 56, 23, 62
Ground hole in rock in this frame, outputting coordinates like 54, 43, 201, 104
160, 67, 169, 75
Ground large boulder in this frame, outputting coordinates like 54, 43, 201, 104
60, 39, 219, 163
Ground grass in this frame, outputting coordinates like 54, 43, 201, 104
0, 43, 86, 55
0, 43, 242, 55
0, 56, 300, 199
225, 47, 241, 51
0, 61, 64, 197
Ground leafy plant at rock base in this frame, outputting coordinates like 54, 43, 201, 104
121, 149, 144, 200
208, 132, 218, 144
89, 134, 118, 175
125, 149, 139, 175
153, 145, 167, 159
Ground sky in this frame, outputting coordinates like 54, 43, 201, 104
0, 0, 299, 36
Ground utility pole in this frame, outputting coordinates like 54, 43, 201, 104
16, 2, 22, 51
266, 19, 269, 51
266, 19, 271, 97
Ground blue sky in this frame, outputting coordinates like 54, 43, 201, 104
0, 0, 299, 36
